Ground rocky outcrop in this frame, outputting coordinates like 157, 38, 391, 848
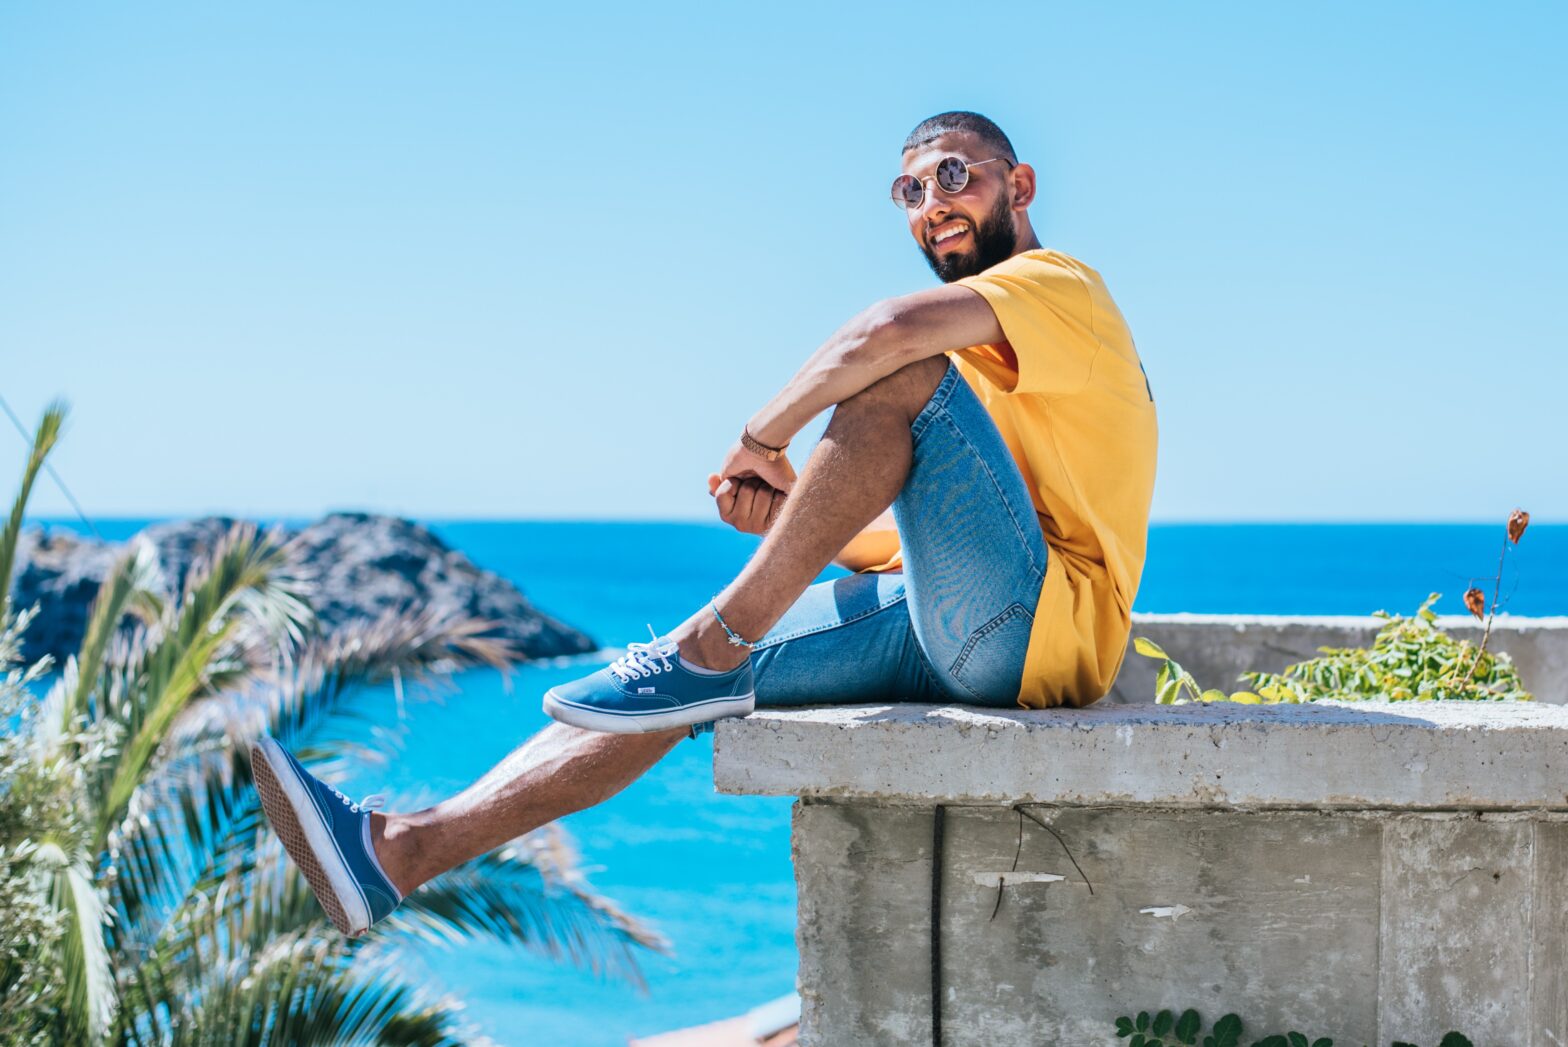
11, 512, 597, 663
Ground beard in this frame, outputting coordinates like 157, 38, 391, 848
920, 190, 1019, 283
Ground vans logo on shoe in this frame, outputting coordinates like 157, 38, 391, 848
638, 687, 656, 694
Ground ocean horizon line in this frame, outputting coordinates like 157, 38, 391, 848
20, 513, 1557, 529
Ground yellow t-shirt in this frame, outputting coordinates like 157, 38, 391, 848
866, 247, 1158, 709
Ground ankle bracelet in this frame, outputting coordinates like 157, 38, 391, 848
711, 598, 761, 649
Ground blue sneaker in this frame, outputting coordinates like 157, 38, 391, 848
250, 735, 403, 937
543, 631, 754, 734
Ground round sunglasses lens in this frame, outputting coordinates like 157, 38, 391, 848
935, 156, 968, 193
891, 175, 923, 209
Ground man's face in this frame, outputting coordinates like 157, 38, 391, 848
900, 132, 1019, 283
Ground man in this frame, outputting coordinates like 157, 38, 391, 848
250, 111, 1158, 937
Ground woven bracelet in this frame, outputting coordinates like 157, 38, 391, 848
710, 599, 760, 649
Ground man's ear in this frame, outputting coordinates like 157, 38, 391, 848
1009, 162, 1037, 210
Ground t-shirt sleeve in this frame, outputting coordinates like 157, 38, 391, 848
955, 252, 1102, 398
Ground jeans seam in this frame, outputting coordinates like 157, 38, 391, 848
909, 634, 946, 696
950, 602, 1030, 678
948, 602, 1034, 703
908, 359, 961, 442
925, 409, 1047, 581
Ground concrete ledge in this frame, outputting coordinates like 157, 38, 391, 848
722, 625, 1568, 1045
713, 701, 1568, 810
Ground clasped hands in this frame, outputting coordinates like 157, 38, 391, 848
706, 437, 797, 535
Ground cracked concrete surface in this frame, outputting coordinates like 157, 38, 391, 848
778, 800, 1568, 1046
716, 616, 1568, 1046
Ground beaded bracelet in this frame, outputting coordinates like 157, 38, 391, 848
711, 598, 760, 649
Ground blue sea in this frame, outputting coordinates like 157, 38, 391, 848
25, 520, 1568, 1044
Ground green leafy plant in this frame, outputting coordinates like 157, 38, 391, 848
1241, 590, 1533, 703
1112, 1008, 1473, 1047
0, 402, 666, 1044
1113, 1007, 1220, 1046
1135, 592, 1533, 706
1133, 509, 1535, 706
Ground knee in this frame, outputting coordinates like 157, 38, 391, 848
841, 355, 951, 422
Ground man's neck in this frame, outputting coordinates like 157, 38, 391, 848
1013, 227, 1043, 254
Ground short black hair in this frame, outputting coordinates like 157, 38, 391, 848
902, 111, 1017, 164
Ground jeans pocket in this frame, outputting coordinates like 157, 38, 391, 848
948, 602, 1034, 705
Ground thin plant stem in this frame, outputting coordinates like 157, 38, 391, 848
1458, 533, 1508, 689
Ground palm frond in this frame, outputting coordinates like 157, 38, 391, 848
35, 837, 115, 1043
264, 604, 517, 753
105, 731, 262, 965
124, 875, 482, 1047
0, 399, 65, 623
105, 600, 525, 963
384, 826, 669, 989
91, 523, 308, 854
117, 847, 325, 1038
61, 537, 165, 740
104, 599, 553, 1033
0, 414, 656, 1046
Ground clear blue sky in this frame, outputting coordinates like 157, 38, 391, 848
3, 1, 1563, 522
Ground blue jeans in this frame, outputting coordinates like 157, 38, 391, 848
691, 359, 1048, 736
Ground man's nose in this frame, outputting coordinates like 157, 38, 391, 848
917, 189, 953, 226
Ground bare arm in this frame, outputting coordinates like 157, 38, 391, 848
743, 282, 1004, 450
709, 282, 1004, 535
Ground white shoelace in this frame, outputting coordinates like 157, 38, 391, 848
330, 787, 386, 816
607, 624, 678, 683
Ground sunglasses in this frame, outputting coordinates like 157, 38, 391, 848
891, 155, 1014, 210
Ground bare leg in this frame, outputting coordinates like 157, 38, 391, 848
372, 356, 950, 894
372, 723, 683, 895
674, 354, 951, 670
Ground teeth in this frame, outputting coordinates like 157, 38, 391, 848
933, 223, 969, 243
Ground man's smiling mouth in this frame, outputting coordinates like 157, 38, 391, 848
929, 220, 971, 248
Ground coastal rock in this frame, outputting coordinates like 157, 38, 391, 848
10, 528, 121, 664
10, 512, 597, 664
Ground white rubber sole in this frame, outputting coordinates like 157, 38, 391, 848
542, 689, 756, 734
251, 736, 372, 937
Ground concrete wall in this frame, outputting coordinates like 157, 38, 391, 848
794, 801, 1567, 1047
1113, 613, 1568, 706
717, 695, 1568, 1047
